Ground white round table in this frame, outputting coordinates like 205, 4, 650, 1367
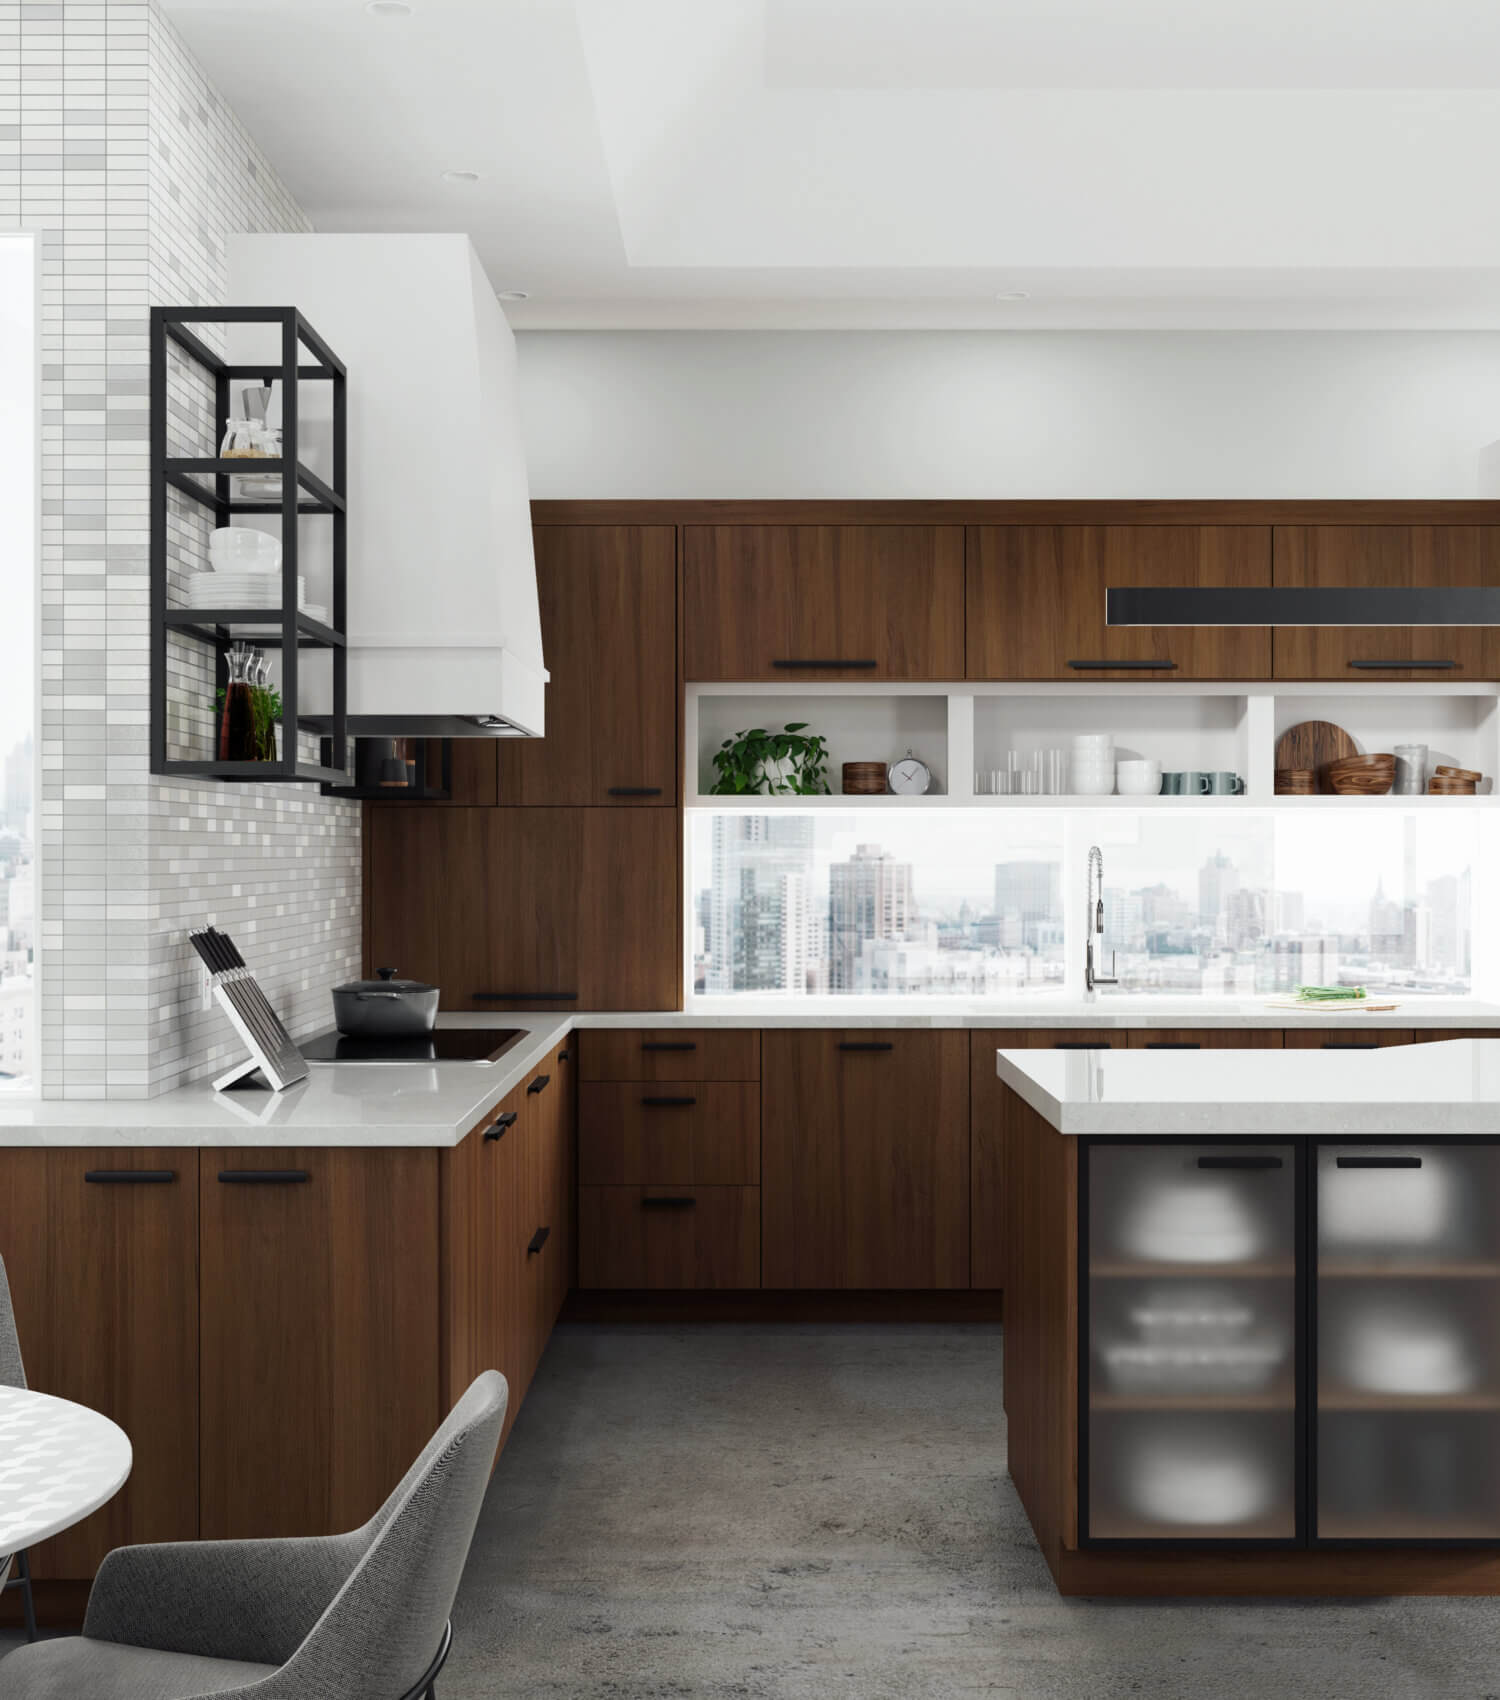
0, 1384, 132, 1554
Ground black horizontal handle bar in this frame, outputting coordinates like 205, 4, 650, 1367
606, 786, 663, 796
1107, 585, 1500, 627
527, 1074, 551, 1095
642, 1041, 697, 1052
642, 1095, 698, 1107
1348, 659, 1456, 670
1336, 1155, 1423, 1168
641, 1196, 697, 1209
1321, 1042, 1380, 1049
85, 1170, 175, 1184
1067, 659, 1177, 670
483, 1112, 518, 1141
218, 1170, 311, 1184
1144, 1042, 1200, 1049
1053, 1041, 1115, 1049
838, 1041, 894, 1052
526, 1227, 550, 1255
772, 658, 878, 670
1197, 1155, 1283, 1170
475, 991, 579, 1001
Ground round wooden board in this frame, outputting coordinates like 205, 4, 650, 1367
1274, 720, 1358, 793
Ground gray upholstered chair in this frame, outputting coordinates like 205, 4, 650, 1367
0, 1369, 507, 1700
0, 1253, 37, 1644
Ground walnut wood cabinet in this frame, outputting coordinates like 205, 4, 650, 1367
966, 525, 1273, 680
683, 524, 965, 680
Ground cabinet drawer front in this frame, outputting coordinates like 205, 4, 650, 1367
581, 1028, 761, 1082
578, 1186, 761, 1288
579, 1082, 760, 1185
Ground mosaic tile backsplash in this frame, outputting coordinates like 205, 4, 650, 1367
1, 0, 361, 1097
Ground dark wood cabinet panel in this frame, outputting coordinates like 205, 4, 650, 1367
966, 525, 1273, 680
441, 739, 500, 806
0, 1150, 199, 1579
1126, 1029, 1283, 1049
683, 524, 965, 680
578, 1185, 760, 1288
519, 1053, 571, 1393
199, 1149, 440, 1541
762, 1030, 969, 1289
580, 1028, 761, 1082
579, 1082, 760, 1186
500, 526, 677, 805
1273, 525, 1500, 678
368, 807, 680, 1011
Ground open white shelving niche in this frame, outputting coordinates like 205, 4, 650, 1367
685, 681, 1500, 808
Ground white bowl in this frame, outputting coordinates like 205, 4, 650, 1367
1118, 1179, 1264, 1263
1337, 1299, 1476, 1396
1070, 772, 1116, 796
1117, 760, 1163, 796
1071, 736, 1115, 751
209, 527, 282, 573
1124, 1432, 1276, 1527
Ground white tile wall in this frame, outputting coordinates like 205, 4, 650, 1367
0, 0, 361, 1098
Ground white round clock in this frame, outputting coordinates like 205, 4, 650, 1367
887, 749, 932, 795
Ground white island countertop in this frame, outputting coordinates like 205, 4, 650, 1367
997, 1038, 1500, 1136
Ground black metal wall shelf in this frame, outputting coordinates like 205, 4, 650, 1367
321, 738, 454, 802
150, 305, 348, 785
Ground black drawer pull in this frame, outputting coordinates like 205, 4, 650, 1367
641, 1195, 696, 1209
838, 1041, 894, 1052
1145, 1041, 1200, 1049
218, 1169, 310, 1184
772, 658, 878, 670
475, 990, 578, 1002
557, 1049, 569, 1063
606, 786, 663, 796
1336, 1155, 1422, 1169
483, 1112, 518, 1141
1053, 1041, 1114, 1050
1067, 659, 1177, 671
642, 1094, 697, 1107
527, 1074, 551, 1095
1347, 659, 1455, 670
527, 1226, 550, 1255
1321, 1041, 1379, 1050
642, 1041, 697, 1052
1197, 1155, 1283, 1170
84, 1169, 175, 1184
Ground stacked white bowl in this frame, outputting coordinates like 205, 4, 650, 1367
1070, 732, 1116, 795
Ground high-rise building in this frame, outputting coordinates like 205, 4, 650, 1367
1225, 887, 1266, 950
993, 859, 1060, 952
1367, 877, 1405, 960
1198, 851, 1239, 934
829, 843, 913, 991
706, 814, 815, 993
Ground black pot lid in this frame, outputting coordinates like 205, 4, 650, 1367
333, 966, 438, 996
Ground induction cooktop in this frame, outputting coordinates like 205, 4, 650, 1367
299, 1027, 525, 1065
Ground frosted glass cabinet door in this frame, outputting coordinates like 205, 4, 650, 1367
1084, 1141, 1299, 1543
1317, 1142, 1500, 1542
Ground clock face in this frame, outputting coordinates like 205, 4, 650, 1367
888, 756, 931, 795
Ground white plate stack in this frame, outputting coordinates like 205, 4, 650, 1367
186, 568, 306, 610
1070, 732, 1116, 795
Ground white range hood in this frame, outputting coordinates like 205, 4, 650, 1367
226, 233, 546, 737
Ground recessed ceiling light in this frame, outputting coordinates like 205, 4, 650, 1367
440, 168, 481, 184
995, 290, 1030, 301
496, 289, 529, 302
365, 1, 413, 15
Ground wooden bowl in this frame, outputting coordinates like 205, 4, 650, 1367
1274, 768, 1317, 795
1434, 765, 1482, 783
1324, 753, 1396, 796
841, 761, 887, 796
1429, 775, 1477, 795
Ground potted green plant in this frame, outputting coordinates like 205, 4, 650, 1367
709, 722, 831, 796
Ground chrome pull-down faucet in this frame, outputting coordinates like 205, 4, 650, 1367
1085, 845, 1118, 997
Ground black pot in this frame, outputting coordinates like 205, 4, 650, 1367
331, 967, 440, 1038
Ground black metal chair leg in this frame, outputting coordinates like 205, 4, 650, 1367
4, 1550, 37, 1642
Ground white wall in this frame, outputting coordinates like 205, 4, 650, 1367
514, 330, 1500, 498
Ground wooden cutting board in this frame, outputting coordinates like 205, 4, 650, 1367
1274, 720, 1358, 794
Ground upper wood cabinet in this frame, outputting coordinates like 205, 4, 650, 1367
762, 1030, 970, 1289
500, 525, 677, 804
366, 806, 680, 1011
1272, 525, 1500, 679
683, 524, 965, 680
966, 524, 1273, 680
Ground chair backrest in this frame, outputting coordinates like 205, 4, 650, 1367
0, 1254, 25, 1390
272, 1371, 507, 1698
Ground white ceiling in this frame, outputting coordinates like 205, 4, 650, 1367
164, 0, 1500, 328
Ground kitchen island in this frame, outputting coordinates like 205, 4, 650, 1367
996, 1039, 1500, 1595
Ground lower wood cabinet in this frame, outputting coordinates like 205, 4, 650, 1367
762, 1030, 970, 1289
578, 1186, 760, 1288
0, 1149, 199, 1579
578, 1083, 760, 1186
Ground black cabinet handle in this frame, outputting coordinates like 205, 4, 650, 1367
218, 1169, 311, 1184
1145, 1041, 1200, 1049
838, 1041, 894, 1052
557, 1049, 569, 1063
527, 1074, 551, 1095
84, 1169, 175, 1184
483, 1111, 518, 1141
642, 1095, 697, 1107
606, 786, 663, 796
475, 991, 578, 1002
772, 658, 878, 670
641, 1195, 696, 1209
1336, 1155, 1422, 1169
642, 1041, 697, 1052
1067, 659, 1177, 671
527, 1226, 550, 1255
1053, 1041, 1114, 1050
1347, 659, 1455, 670
1197, 1155, 1283, 1170
1320, 1041, 1379, 1050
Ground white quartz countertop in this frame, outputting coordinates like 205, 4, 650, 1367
996, 1039, 1500, 1136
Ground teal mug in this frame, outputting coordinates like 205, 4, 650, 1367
1205, 772, 1245, 795
1161, 771, 1211, 795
